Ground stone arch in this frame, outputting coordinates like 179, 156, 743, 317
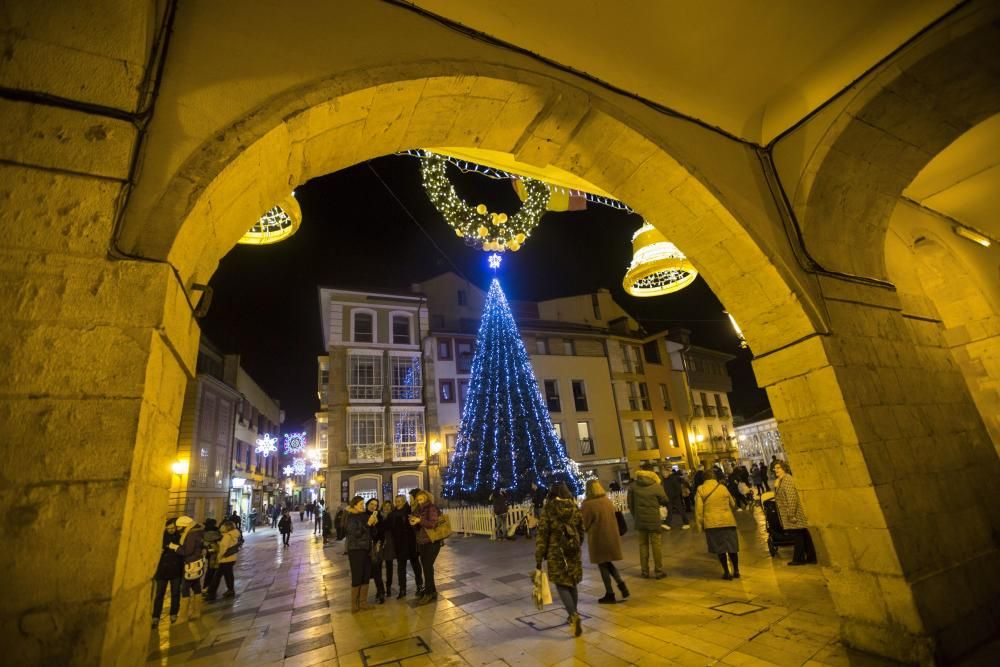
794, 10, 1000, 280
122, 63, 821, 357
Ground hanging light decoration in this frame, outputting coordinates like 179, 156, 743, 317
420, 152, 550, 252
622, 223, 697, 296
238, 193, 301, 245
726, 311, 749, 349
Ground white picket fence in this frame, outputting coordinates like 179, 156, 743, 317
443, 490, 630, 538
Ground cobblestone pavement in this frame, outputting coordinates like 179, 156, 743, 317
147, 508, 899, 667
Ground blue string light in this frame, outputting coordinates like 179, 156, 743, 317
442, 279, 584, 502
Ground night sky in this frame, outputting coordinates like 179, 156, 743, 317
199, 154, 769, 429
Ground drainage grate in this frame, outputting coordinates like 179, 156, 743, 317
710, 601, 766, 616
360, 635, 430, 666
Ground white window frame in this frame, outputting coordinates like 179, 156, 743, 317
389, 310, 414, 346
389, 351, 422, 402
390, 408, 425, 461
393, 471, 422, 498
347, 350, 383, 402
571, 379, 588, 412
350, 308, 378, 343
349, 473, 382, 502
577, 421, 594, 456
346, 407, 384, 464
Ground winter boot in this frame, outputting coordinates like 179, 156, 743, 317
176, 597, 190, 623
397, 584, 407, 600
358, 584, 370, 610
597, 593, 616, 604
617, 580, 630, 599
350, 586, 360, 613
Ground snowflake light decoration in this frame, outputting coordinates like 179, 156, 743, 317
255, 434, 278, 457
293, 458, 307, 475
282, 465, 295, 477
284, 432, 306, 455
488, 253, 502, 270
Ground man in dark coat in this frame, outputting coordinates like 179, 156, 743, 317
662, 469, 690, 529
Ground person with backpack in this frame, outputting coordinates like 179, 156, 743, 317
205, 520, 240, 600
535, 482, 585, 637
627, 464, 669, 578
278, 508, 293, 546
409, 490, 443, 605
581, 479, 628, 604
169, 515, 205, 621
151, 518, 183, 627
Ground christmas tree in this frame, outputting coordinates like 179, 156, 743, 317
442, 278, 584, 502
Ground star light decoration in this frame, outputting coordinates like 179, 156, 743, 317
255, 433, 278, 457
284, 432, 306, 455
420, 152, 550, 253
488, 253, 502, 271
282, 465, 295, 477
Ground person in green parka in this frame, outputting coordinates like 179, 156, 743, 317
535, 482, 585, 637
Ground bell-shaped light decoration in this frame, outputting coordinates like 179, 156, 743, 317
239, 192, 302, 245
622, 224, 697, 296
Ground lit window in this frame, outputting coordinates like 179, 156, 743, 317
348, 353, 383, 400
439, 379, 455, 403
390, 354, 422, 400
347, 410, 384, 463
391, 410, 425, 460
578, 421, 594, 455
639, 383, 651, 410
437, 338, 452, 360
456, 341, 473, 373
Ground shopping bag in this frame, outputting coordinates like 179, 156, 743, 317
506, 516, 519, 539
533, 568, 553, 610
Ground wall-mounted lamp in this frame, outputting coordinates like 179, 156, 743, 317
171, 460, 189, 475
953, 225, 991, 248
429, 439, 443, 456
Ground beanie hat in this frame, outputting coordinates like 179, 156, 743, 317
175, 516, 194, 528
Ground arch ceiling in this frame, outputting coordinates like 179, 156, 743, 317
410, 0, 960, 144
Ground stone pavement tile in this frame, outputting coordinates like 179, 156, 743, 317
187, 637, 246, 660
287, 623, 335, 645
284, 634, 335, 661
737, 638, 811, 666
289, 613, 331, 634
720, 651, 784, 666
252, 608, 294, 627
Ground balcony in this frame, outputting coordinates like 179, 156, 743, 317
349, 384, 382, 401
348, 443, 384, 464
692, 405, 704, 418
579, 438, 595, 456
392, 443, 424, 462
705, 405, 717, 417
719, 406, 730, 418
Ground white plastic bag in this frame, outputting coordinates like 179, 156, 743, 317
533, 569, 553, 609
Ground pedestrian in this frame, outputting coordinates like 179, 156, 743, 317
694, 470, 740, 580
681, 471, 693, 512
662, 468, 690, 530
773, 462, 816, 565
379, 501, 394, 594
490, 487, 509, 541
384, 495, 423, 599
365, 498, 387, 604
626, 464, 669, 578
248, 507, 257, 533
205, 520, 239, 600
151, 518, 183, 627
409, 490, 442, 605
322, 505, 333, 544
298, 504, 304, 522
692, 464, 706, 497
314, 500, 325, 535
278, 508, 292, 546
535, 482, 584, 637
581, 479, 628, 604
751, 463, 766, 495
170, 515, 205, 621
271, 504, 280, 528
335, 502, 347, 541
201, 518, 222, 594
726, 470, 747, 511
345, 496, 372, 613
531, 481, 546, 518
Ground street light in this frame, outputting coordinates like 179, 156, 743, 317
171, 459, 189, 475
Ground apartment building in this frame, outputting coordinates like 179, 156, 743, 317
317, 287, 430, 504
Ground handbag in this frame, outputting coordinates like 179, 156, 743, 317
532, 568, 553, 609
184, 557, 205, 581
615, 510, 628, 536
424, 512, 452, 542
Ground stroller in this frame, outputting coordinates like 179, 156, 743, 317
760, 492, 796, 557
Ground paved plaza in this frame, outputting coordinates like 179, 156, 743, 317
147, 508, 907, 667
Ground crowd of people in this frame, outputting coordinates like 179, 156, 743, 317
152, 454, 814, 634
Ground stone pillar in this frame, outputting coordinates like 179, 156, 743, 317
0, 99, 199, 662
754, 279, 1000, 664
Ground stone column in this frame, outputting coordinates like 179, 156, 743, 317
0, 101, 199, 663
754, 278, 1000, 664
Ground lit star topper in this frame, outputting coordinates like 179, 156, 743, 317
488, 253, 502, 271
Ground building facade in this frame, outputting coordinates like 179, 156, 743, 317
318, 287, 430, 505
735, 415, 786, 466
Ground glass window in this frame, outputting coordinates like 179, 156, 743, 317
456, 341, 473, 373
563, 339, 574, 356
632, 420, 646, 450
536, 338, 548, 355
348, 412, 383, 445
639, 383, 650, 410
353, 312, 373, 343
348, 353, 382, 400
392, 315, 411, 345
577, 421, 594, 455
390, 355, 422, 400
667, 419, 679, 447
458, 379, 470, 413
715, 393, 724, 412
437, 338, 452, 360
659, 383, 671, 410
643, 340, 661, 364
391, 410, 424, 460
645, 420, 658, 448
552, 422, 563, 440
627, 382, 640, 411
571, 380, 588, 411
457, 290, 467, 306
445, 433, 457, 461
544, 380, 561, 412
700, 392, 708, 408
439, 379, 455, 403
